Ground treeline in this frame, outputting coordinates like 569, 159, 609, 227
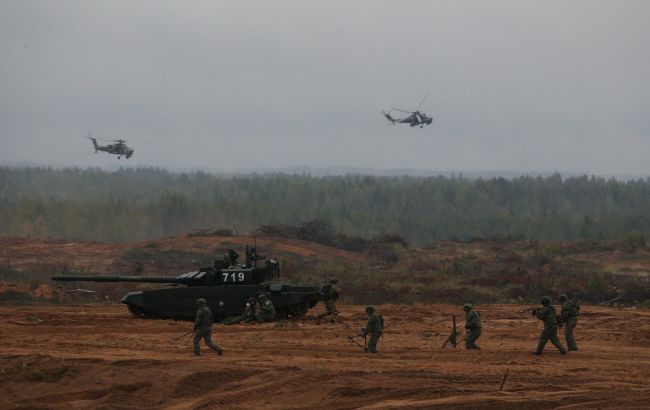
1, 166, 650, 243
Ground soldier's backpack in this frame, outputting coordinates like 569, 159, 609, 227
378, 314, 385, 331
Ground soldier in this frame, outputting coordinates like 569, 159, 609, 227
193, 298, 223, 356
558, 294, 580, 351
362, 305, 383, 353
222, 297, 257, 325
533, 296, 566, 355
463, 303, 482, 350
318, 278, 341, 323
255, 293, 276, 323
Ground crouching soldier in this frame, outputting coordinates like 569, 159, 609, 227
362, 305, 384, 353
193, 298, 223, 356
533, 296, 566, 355
255, 294, 276, 323
463, 303, 482, 349
222, 297, 257, 325
558, 294, 580, 351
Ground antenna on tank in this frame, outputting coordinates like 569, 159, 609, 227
250, 206, 258, 269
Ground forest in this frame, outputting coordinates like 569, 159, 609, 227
1, 166, 649, 244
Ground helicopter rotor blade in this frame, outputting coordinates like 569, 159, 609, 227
428, 102, 446, 110
392, 108, 413, 114
416, 94, 429, 111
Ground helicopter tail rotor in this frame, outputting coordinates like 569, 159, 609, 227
381, 110, 397, 124
87, 132, 99, 152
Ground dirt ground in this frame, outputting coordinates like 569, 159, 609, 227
1, 303, 650, 409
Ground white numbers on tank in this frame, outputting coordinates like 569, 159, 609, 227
222, 272, 246, 282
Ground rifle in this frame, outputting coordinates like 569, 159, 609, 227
523, 307, 563, 332
346, 330, 367, 352
442, 315, 465, 349
175, 329, 195, 342
519, 306, 538, 316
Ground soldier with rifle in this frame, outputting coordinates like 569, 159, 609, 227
192, 298, 224, 356
463, 303, 482, 349
348, 305, 384, 353
531, 296, 567, 355
362, 305, 383, 353
558, 294, 580, 351
317, 277, 341, 324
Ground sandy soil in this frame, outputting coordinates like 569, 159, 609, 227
1, 303, 650, 409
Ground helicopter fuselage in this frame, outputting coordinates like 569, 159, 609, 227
89, 137, 134, 159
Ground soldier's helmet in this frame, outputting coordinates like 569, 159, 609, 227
558, 294, 568, 302
196, 298, 207, 307
463, 303, 473, 311
258, 293, 268, 300
248, 296, 257, 303
329, 277, 338, 284
365, 305, 375, 313
541, 296, 551, 306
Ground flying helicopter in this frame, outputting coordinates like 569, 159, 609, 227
382, 94, 443, 128
87, 132, 134, 159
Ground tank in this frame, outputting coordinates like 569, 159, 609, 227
52, 247, 322, 321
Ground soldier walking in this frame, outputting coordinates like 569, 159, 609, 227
533, 296, 566, 355
558, 294, 580, 351
193, 298, 223, 356
362, 305, 383, 353
463, 303, 482, 349
318, 278, 341, 323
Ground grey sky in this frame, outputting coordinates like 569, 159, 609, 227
1, 0, 649, 175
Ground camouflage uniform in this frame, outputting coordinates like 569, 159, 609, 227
318, 278, 341, 322
255, 294, 276, 323
222, 298, 257, 325
363, 306, 383, 353
534, 297, 566, 355
463, 303, 482, 349
193, 298, 223, 356
558, 294, 579, 351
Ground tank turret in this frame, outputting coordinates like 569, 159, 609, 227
52, 247, 320, 321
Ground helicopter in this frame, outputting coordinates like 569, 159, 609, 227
87, 132, 134, 159
381, 94, 443, 128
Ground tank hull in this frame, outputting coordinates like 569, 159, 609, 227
122, 283, 321, 321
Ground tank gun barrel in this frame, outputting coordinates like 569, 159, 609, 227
52, 275, 179, 283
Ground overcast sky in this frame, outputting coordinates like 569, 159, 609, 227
1, 0, 649, 175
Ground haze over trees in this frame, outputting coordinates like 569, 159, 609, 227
0, 167, 649, 244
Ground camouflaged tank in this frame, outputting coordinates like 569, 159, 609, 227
52, 247, 322, 321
